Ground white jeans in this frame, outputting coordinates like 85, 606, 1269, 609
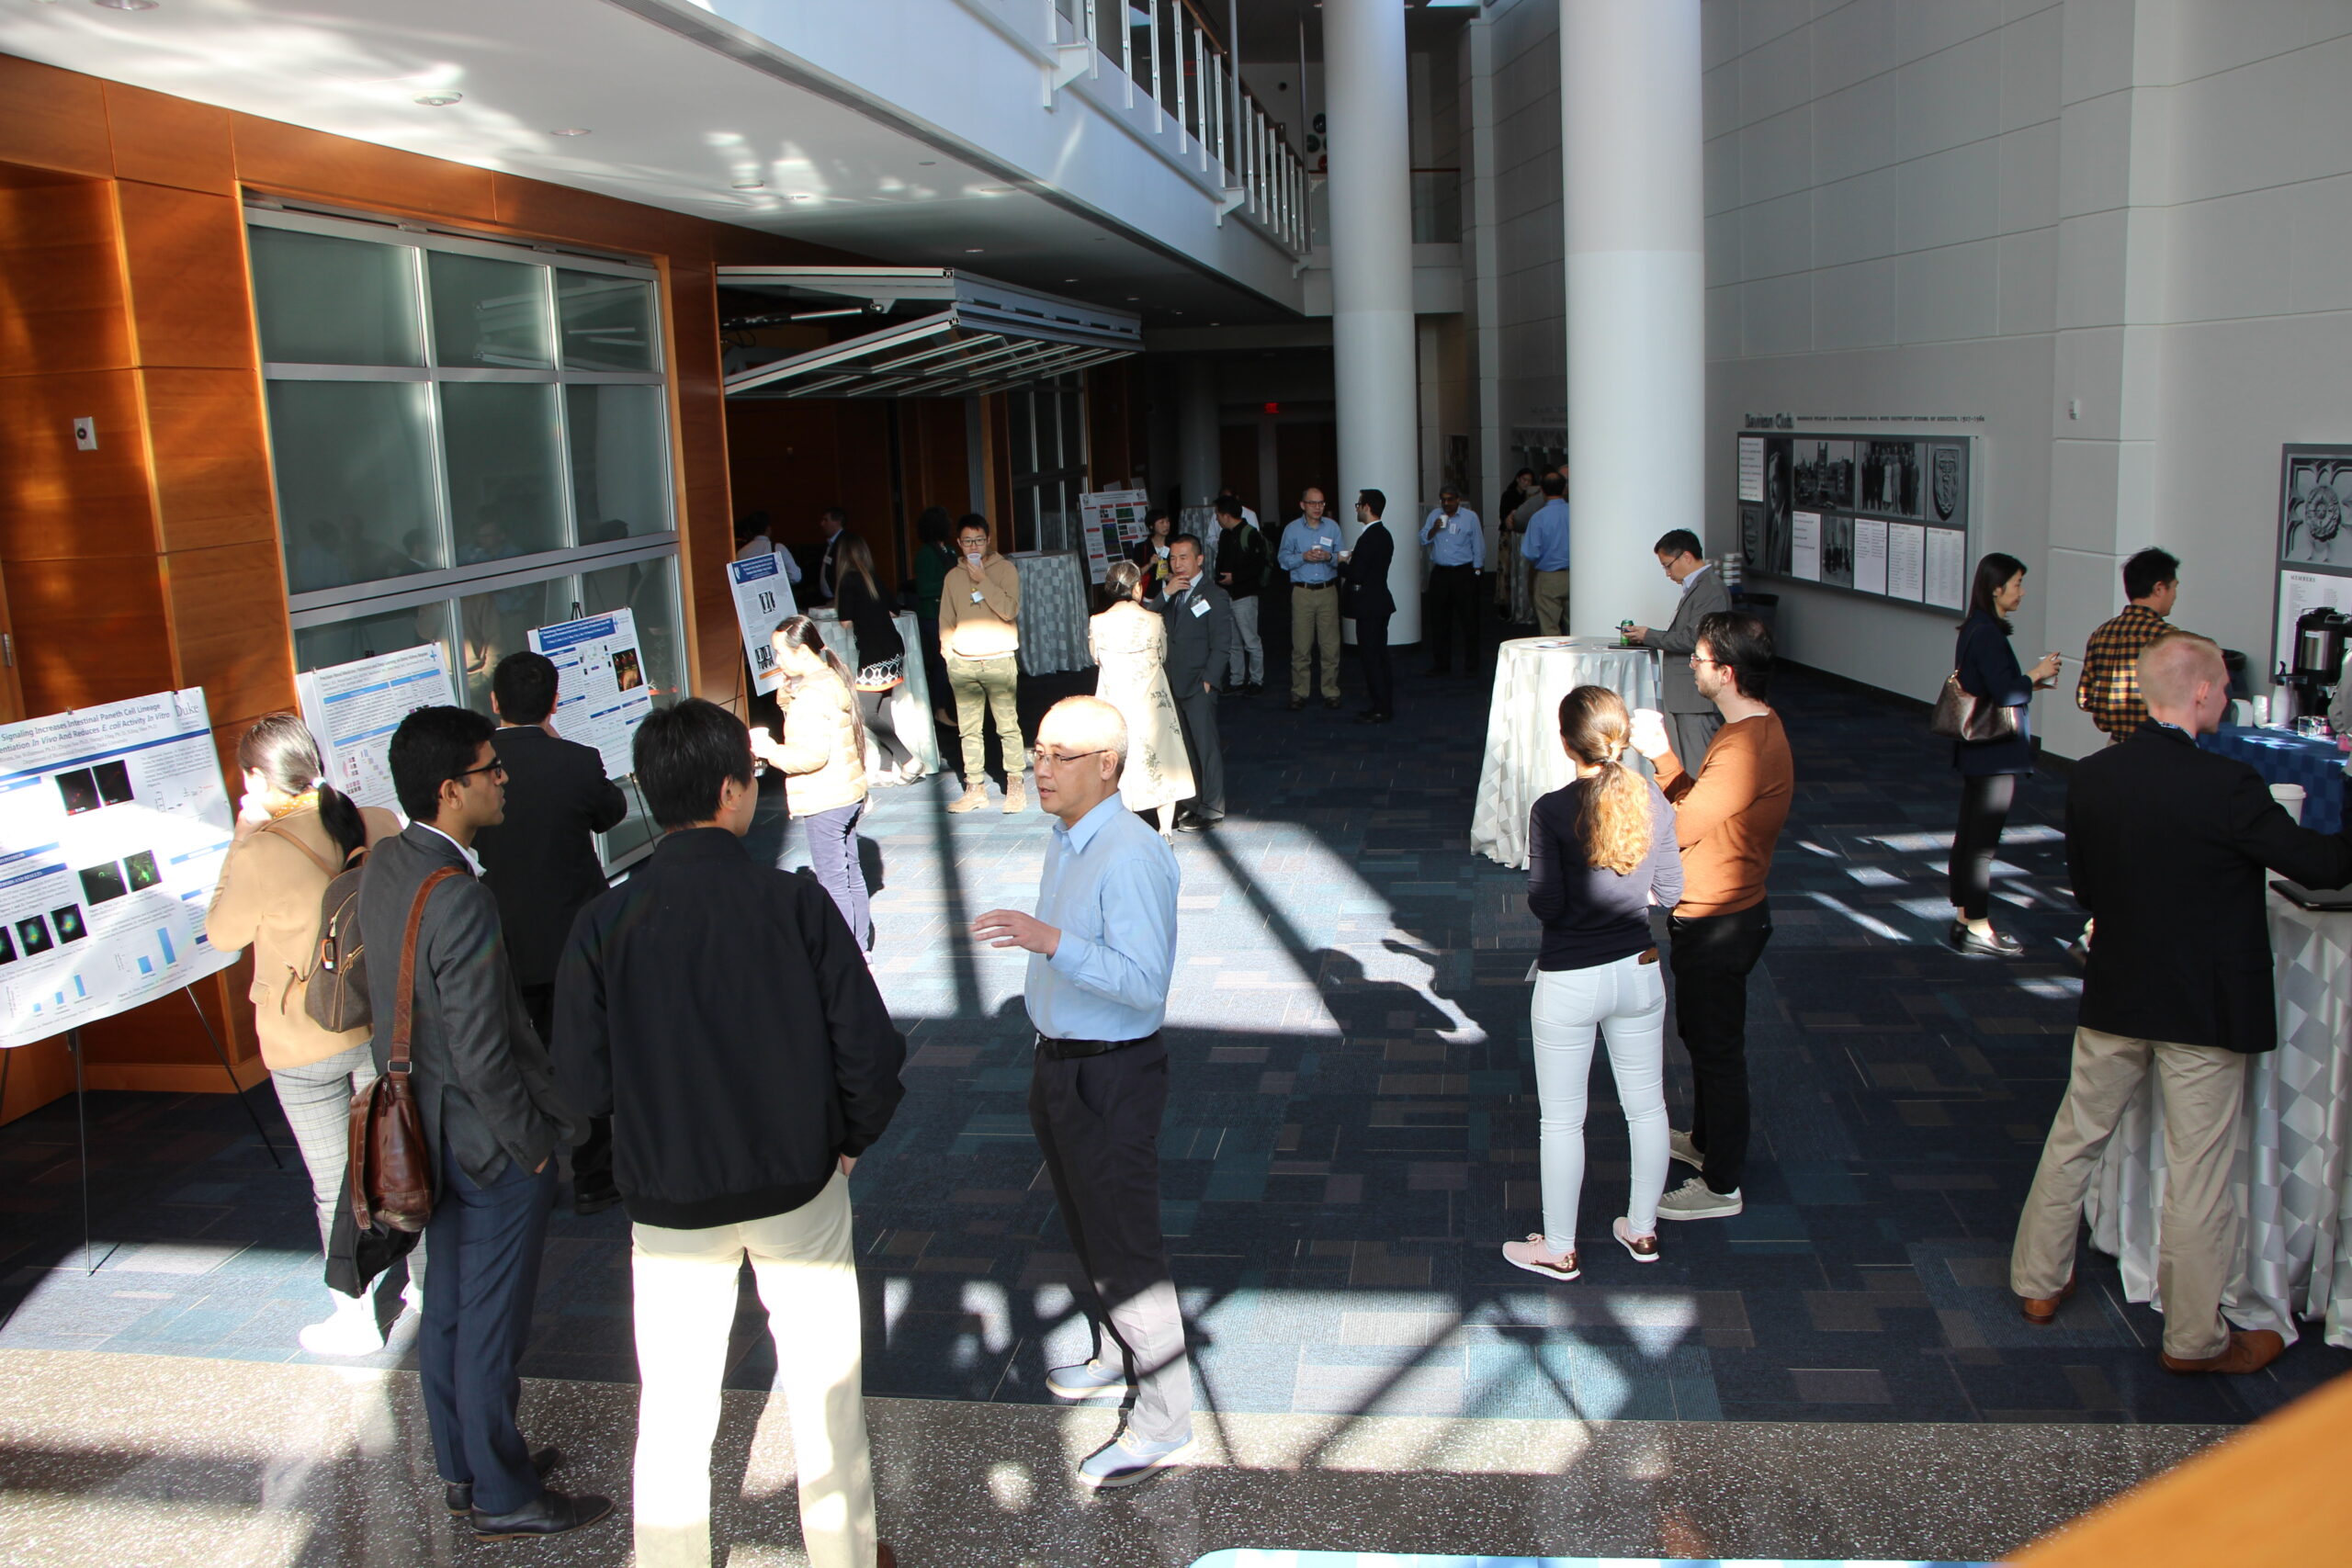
1530, 952, 1669, 1251
630, 1172, 878, 1568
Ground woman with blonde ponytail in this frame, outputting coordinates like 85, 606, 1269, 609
1503, 686, 1683, 1283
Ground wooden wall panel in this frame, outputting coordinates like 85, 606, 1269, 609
0, 56, 111, 178
0, 181, 132, 376
102, 82, 234, 196
141, 368, 276, 554
5, 555, 175, 715
115, 182, 257, 369
904, 399, 970, 522
231, 113, 499, 221
163, 541, 297, 722
0, 367, 156, 561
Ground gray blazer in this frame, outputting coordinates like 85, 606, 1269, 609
1649, 565, 1734, 715
1158, 578, 1234, 694
361, 826, 575, 1188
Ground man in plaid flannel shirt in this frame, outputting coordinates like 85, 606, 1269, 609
2076, 548, 2181, 742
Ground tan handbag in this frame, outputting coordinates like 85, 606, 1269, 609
345, 865, 460, 1234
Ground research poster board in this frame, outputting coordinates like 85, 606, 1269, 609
728, 551, 798, 697
1080, 489, 1151, 585
295, 644, 459, 818
1736, 432, 1974, 613
527, 609, 651, 782
2271, 446, 2352, 675
0, 688, 241, 1050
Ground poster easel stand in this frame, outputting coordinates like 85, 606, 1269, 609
182, 987, 281, 1170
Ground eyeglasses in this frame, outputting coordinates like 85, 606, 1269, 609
454, 759, 508, 781
1688, 655, 1724, 668
1029, 746, 1108, 767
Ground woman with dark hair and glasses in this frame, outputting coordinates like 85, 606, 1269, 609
1948, 553, 2063, 955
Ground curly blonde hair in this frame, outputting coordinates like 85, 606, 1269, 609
1557, 685, 1651, 874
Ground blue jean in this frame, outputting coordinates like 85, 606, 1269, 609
420, 1143, 556, 1514
804, 799, 870, 951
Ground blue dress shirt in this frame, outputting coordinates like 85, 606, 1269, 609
1420, 506, 1485, 570
1520, 498, 1573, 571
1026, 795, 1181, 1042
1276, 517, 1343, 584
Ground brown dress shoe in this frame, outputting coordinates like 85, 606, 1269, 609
2160, 1328, 2287, 1375
2019, 1274, 2076, 1325
877, 1545, 897, 1568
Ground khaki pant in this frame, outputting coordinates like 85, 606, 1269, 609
1532, 570, 1571, 636
1291, 584, 1340, 700
630, 1172, 878, 1568
2010, 1026, 2245, 1360
944, 651, 1023, 786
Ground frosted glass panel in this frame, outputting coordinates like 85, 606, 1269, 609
442, 383, 568, 561
558, 270, 659, 371
565, 385, 673, 540
456, 577, 578, 711
250, 227, 423, 367
266, 380, 442, 592
293, 601, 458, 692
427, 252, 552, 369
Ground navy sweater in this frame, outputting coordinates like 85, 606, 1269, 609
1527, 774, 1684, 971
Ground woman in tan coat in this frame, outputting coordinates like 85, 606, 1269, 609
206, 715, 401, 1356
753, 616, 875, 952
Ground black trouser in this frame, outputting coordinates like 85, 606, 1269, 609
1174, 684, 1225, 818
1424, 563, 1480, 672
1668, 899, 1773, 1196
525, 981, 614, 1202
1355, 609, 1395, 716
1948, 773, 2018, 920
857, 684, 914, 772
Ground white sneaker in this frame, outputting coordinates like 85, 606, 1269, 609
1668, 1128, 1704, 1171
1656, 1177, 1743, 1221
298, 1290, 386, 1356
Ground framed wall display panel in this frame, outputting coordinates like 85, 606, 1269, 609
1736, 431, 1976, 613
2270, 446, 2352, 674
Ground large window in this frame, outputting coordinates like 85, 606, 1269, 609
1006, 373, 1089, 553
251, 209, 684, 865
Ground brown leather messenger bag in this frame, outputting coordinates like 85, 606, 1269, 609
344, 865, 460, 1234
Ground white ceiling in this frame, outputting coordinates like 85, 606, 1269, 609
0, 0, 1295, 324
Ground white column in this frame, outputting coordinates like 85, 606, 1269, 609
1324, 0, 1421, 640
1177, 356, 1221, 514
1562, 0, 1704, 637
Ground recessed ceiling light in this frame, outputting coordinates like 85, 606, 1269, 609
1064, 277, 1079, 283
918, 160, 937, 166
413, 90, 462, 107
1125, 296, 1139, 301
790, 193, 812, 201
92, 0, 159, 10
732, 179, 766, 189
964, 247, 984, 254
550, 128, 591, 137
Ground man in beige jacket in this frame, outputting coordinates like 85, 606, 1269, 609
938, 514, 1028, 813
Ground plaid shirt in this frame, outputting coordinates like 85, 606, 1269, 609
2076, 603, 2171, 739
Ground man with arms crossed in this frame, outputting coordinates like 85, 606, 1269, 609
557, 698, 905, 1565
1625, 529, 1734, 770
1630, 613, 1794, 1222
1276, 488, 1345, 712
973, 697, 1198, 1487
2011, 632, 2352, 1372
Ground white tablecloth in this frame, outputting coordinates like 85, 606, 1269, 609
808, 608, 942, 777
1008, 552, 1093, 676
1470, 637, 1663, 869
2086, 894, 2352, 1348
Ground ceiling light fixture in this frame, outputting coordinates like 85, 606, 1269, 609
413, 90, 463, 107
964, 247, 984, 254
790, 193, 812, 201
732, 179, 766, 189
550, 128, 591, 137
92, 0, 159, 10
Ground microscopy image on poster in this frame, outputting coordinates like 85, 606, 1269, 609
77, 863, 129, 906
528, 609, 655, 784
124, 851, 162, 892
51, 906, 86, 944
54, 771, 100, 817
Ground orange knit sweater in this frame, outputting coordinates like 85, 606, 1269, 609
1655, 710, 1793, 917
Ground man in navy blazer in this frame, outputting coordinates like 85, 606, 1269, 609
1341, 490, 1397, 725
1157, 533, 1232, 829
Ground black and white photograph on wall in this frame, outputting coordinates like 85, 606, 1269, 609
1739, 502, 1766, 570
1928, 442, 1968, 525
1762, 438, 1792, 574
1822, 513, 1856, 588
2280, 448, 2352, 568
1793, 439, 1855, 511
1861, 440, 1920, 518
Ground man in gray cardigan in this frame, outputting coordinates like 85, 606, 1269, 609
1159, 534, 1233, 830
364, 705, 603, 1542
1627, 528, 1735, 768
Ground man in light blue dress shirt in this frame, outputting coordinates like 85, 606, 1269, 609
1519, 471, 1574, 635
1275, 488, 1345, 710
972, 695, 1197, 1489
1419, 484, 1485, 676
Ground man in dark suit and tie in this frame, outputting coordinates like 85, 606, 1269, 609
1158, 533, 1233, 831
1342, 489, 1397, 725
1626, 528, 1734, 768
365, 705, 607, 1541
2011, 631, 2352, 1374
474, 651, 629, 1214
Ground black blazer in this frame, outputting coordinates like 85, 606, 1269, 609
474, 726, 628, 989
1158, 578, 1234, 694
1341, 520, 1396, 620
2069, 722, 2352, 1053
1952, 610, 2035, 776
360, 826, 576, 1186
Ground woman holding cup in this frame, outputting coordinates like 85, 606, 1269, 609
1948, 553, 2062, 956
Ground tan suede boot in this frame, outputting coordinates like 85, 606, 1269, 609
1002, 774, 1027, 813
946, 784, 988, 813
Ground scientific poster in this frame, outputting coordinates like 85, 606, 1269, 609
728, 551, 798, 697
295, 644, 458, 818
1924, 527, 1967, 611
1790, 511, 1822, 581
0, 688, 241, 1050
1080, 490, 1152, 585
1886, 523, 1926, 602
1853, 518, 1890, 596
528, 608, 652, 782
1737, 438, 1764, 503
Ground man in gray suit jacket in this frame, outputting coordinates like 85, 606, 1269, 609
1159, 534, 1233, 829
1628, 528, 1735, 769
364, 705, 605, 1542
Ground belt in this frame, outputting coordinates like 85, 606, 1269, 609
1035, 1030, 1159, 1060
1294, 580, 1336, 590
1431, 561, 1476, 571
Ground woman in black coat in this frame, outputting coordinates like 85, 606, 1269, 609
1948, 552, 2062, 955
1126, 508, 1175, 601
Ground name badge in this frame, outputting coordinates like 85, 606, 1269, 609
969, 591, 984, 604
1190, 598, 1210, 618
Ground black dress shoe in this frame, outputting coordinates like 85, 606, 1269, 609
1174, 813, 1222, 833
1369, 712, 1393, 725
1323, 696, 1343, 709
469, 1486, 614, 1541
572, 1187, 620, 1217
1949, 920, 2024, 957
1286, 696, 1306, 711
1354, 709, 1379, 724
446, 1448, 563, 1515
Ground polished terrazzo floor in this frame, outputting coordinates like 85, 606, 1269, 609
0, 629, 2341, 1562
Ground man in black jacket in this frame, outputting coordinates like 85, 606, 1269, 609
366, 706, 605, 1541
1342, 489, 1398, 724
2011, 631, 2352, 1373
474, 651, 629, 1214
1211, 493, 1269, 692
556, 698, 905, 1568
1159, 534, 1233, 830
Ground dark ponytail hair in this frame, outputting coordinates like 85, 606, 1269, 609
771, 614, 854, 688
236, 714, 366, 865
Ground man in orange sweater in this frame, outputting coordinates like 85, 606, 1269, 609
1631, 612, 1794, 1221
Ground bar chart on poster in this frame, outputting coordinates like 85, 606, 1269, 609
0, 689, 241, 1050
1736, 431, 1973, 612
295, 645, 459, 818
528, 609, 653, 781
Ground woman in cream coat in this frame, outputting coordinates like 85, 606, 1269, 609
206, 715, 402, 1356
1090, 559, 1195, 839
756, 615, 875, 951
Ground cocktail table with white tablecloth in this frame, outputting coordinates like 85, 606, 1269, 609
808, 607, 942, 777
1470, 637, 1663, 869
1004, 551, 1094, 677
2085, 892, 2352, 1348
